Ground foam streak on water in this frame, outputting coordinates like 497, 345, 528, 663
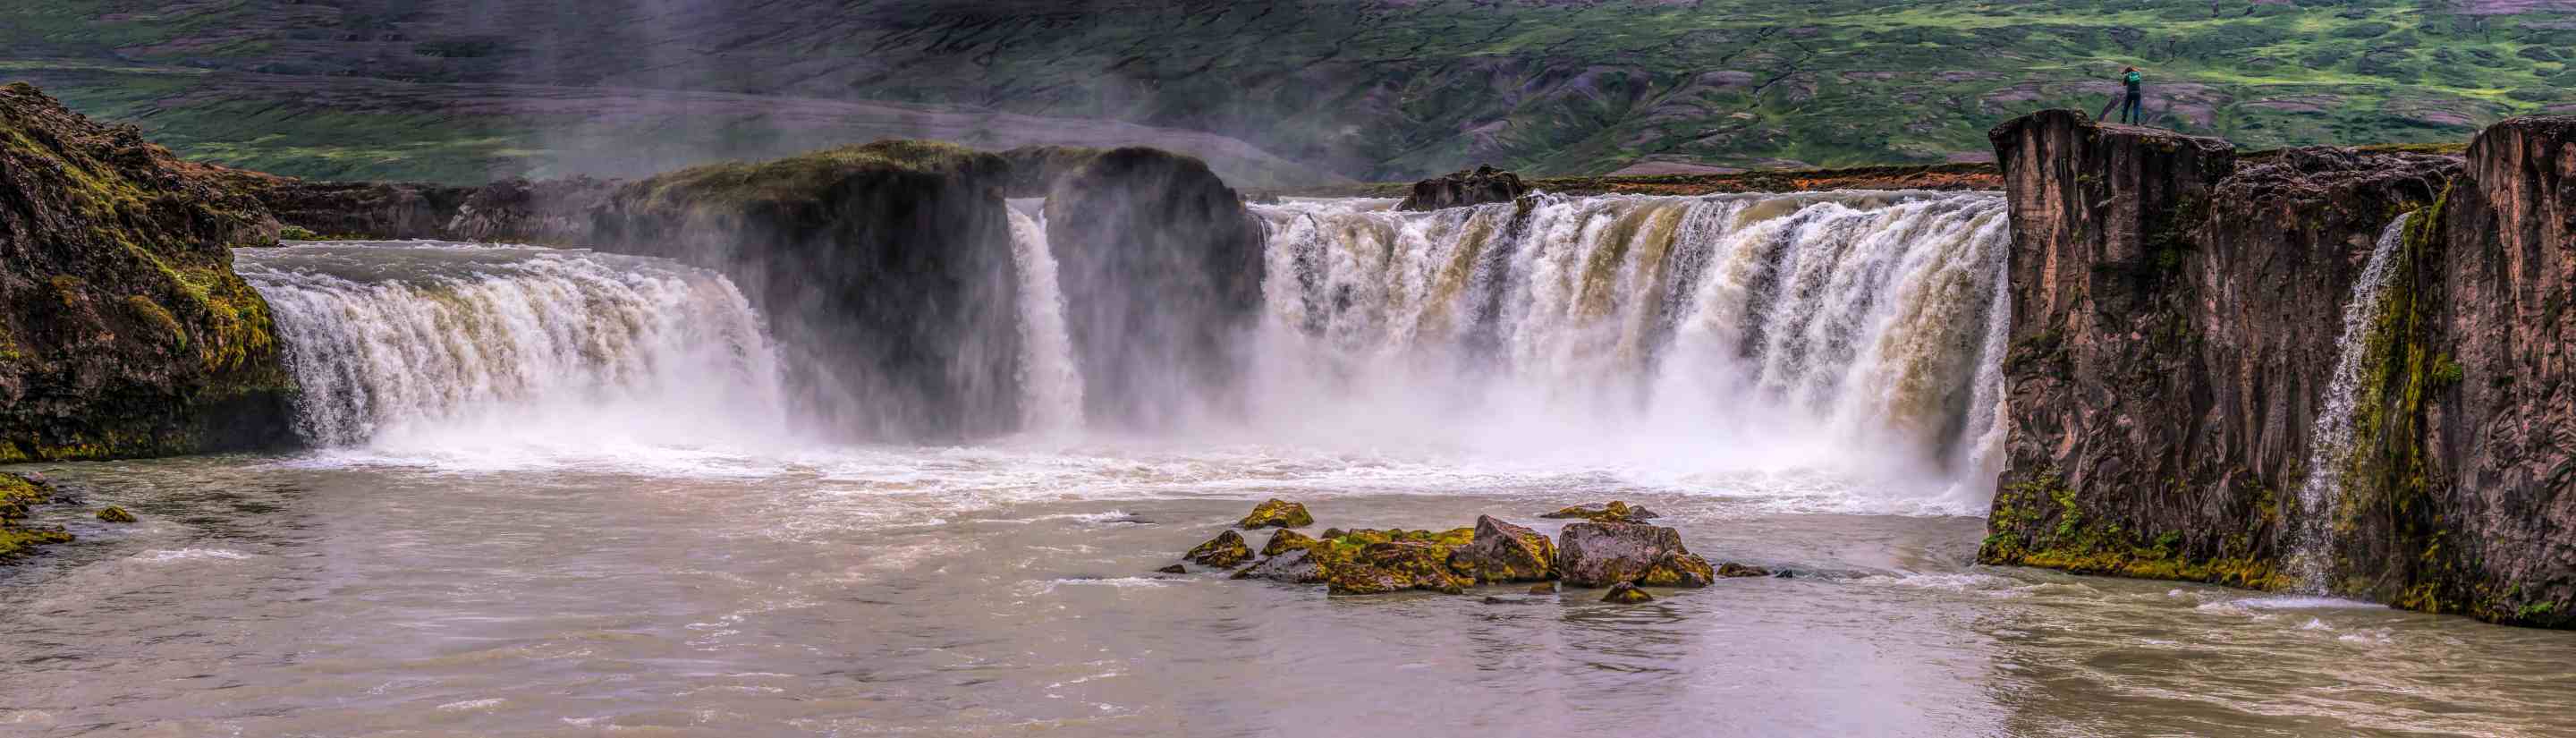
1249, 192, 2012, 513
238, 242, 792, 457
2289, 213, 2416, 592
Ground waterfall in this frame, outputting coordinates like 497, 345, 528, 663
238, 242, 790, 453
2288, 213, 2416, 592
1246, 192, 2013, 509
1007, 208, 1084, 433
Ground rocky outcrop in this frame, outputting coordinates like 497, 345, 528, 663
1601, 582, 1655, 604
445, 176, 617, 244
0, 82, 293, 462
588, 140, 1024, 443
1982, 108, 2576, 627
214, 172, 472, 240
1448, 515, 1557, 583
1554, 522, 1715, 589
1186, 530, 1254, 568
1043, 148, 1266, 429
1238, 498, 1313, 529
1396, 165, 1530, 211
0, 473, 72, 559
1538, 501, 1662, 523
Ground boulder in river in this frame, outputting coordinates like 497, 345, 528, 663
1448, 515, 1558, 583
95, 506, 136, 523
1396, 165, 1530, 211
1239, 498, 1314, 530
1556, 522, 1714, 588
1325, 540, 1471, 595
1538, 501, 1661, 523
1186, 530, 1253, 568
1155, 564, 1187, 574
1601, 582, 1656, 604
1261, 528, 1317, 556
0, 473, 72, 559
1717, 562, 1771, 578
1233, 547, 1323, 584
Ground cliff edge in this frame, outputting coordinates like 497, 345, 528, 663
0, 82, 292, 461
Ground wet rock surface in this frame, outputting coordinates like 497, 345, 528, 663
1984, 108, 2576, 628
1396, 165, 1530, 211
1601, 582, 1655, 604
1449, 515, 1557, 583
1558, 522, 1714, 588
0, 82, 294, 462
1239, 498, 1313, 530
1539, 501, 1661, 523
1186, 530, 1253, 568
0, 473, 72, 558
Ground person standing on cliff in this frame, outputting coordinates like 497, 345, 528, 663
2117, 66, 2145, 125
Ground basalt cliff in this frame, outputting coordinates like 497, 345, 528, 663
0, 82, 292, 462
1983, 109, 2576, 627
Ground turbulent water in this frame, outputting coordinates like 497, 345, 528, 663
1248, 192, 2012, 513
235, 242, 792, 463
2287, 214, 2416, 592
7, 202, 2576, 736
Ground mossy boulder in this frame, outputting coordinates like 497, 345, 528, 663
95, 505, 135, 523
1448, 515, 1558, 583
1325, 540, 1472, 595
1716, 562, 1771, 578
1185, 530, 1253, 568
1, 82, 294, 461
1260, 528, 1317, 556
1397, 165, 1530, 211
0, 473, 72, 559
1538, 501, 1661, 523
1601, 582, 1656, 604
1556, 522, 1714, 588
1155, 564, 1187, 574
1239, 498, 1314, 530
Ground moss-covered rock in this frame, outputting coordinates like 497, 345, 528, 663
1185, 530, 1253, 568
0, 82, 294, 461
1716, 563, 1771, 578
1325, 540, 1471, 596
1601, 582, 1655, 604
1238, 498, 1314, 530
95, 505, 134, 523
1538, 501, 1661, 523
1260, 528, 1317, 556
1448, 515, 1557, 583
1637, 552, 1717, 587
1155, 564, 1187, 574
0, 473, 72, 559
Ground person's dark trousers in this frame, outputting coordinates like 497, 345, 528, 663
2120, 92, 2142, 124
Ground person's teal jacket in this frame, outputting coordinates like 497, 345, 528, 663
2123, 71, 2141, 92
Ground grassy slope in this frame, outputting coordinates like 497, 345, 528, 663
2, 0, 2572, 183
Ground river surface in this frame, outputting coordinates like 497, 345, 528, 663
6, 447, 2576, 737
9, 198, 2575, 736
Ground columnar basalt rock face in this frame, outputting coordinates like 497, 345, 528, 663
588, 140, 1024, 443
1043, 148, 1266, 430
1984, 108, 2576, 627
0, 82, 292, 461
2346, 116, 2576, 625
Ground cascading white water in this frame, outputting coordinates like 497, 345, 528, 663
1007, 208, 1085, 434
237, 242, 791, 456
2287, 213, 2416, 591
1246, 192, 2013, 512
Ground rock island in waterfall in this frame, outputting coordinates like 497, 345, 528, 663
4, 2, 2576, 735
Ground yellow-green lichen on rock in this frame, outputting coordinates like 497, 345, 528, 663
0, 473, 73, 559
1237, 498, 1313, 530
1, 81, 294, 461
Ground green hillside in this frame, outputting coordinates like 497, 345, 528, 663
4, 0, 2571, 184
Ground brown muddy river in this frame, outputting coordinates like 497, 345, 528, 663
5, 446, 2574, 737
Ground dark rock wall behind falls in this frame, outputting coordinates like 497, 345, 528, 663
0, 83, 293, 461
1044, 148, 1267, 430
1984, 108, 2576, 627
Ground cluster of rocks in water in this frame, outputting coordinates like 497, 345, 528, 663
1170, 499, 1775, 603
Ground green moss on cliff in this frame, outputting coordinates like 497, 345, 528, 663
631, 139, 1002, 209
1981, 466, 2290, 590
